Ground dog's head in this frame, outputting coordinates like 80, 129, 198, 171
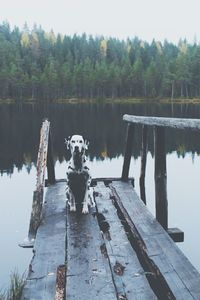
65, 135, 89, 155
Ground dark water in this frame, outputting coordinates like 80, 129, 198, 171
1, 102, 200, 289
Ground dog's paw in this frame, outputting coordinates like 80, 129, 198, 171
82, 206, 89, 214
70, 204, 76, 212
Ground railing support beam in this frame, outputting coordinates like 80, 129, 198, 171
121, 123, 134, 181
140, 125, 148, 204
154, 126, 168, 230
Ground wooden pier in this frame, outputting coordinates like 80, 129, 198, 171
20, 116, 200, 300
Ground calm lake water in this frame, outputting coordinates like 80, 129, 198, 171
1, 102, 200, 289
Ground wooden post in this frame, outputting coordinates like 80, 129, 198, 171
139, 125, 148, 204
28, 120, 50, 241
154, 126, 168, 230
47, 128, 55, 184
121, 123, 134, 181
28, 190, 43, 240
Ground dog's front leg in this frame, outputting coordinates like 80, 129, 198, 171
82, 172, 95, 214
69, 189, 76, 212
81, 172, 91, 214
66, 186, 76, 212
82, 179, 95, 214
66, 169, 76, 212
82, 189, 89, 214
87, 174, 95, 208
82, 188, 90, 214
82, 188, 95, 213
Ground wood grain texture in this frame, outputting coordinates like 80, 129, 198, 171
21, 182, 67, 300
95, 182, 157, 300
111, 181, 200, 299
22, 179, 200, 299
66, 209, 117, 300
123, 114, 200, 131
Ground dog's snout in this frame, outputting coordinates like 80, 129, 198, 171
75, 146, 79, 151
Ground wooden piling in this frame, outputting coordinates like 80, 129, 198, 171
28, 119, 54, 240
139, 125, 148, 204
28, 190, 43, 239
36, 119, 50, 191
121, 123, 134, 181
154, 126, 168, 230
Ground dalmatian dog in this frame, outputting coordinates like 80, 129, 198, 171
65, 135, 95, 214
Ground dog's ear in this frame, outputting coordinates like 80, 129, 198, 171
84, 139, 89, 150
64, 136, 71, 150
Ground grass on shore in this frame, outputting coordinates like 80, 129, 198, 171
0, 272, 25, 300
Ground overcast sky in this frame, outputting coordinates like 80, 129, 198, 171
0, 0, 200, 44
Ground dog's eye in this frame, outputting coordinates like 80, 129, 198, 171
79, 140, 83, 143
72, 140, 75, 143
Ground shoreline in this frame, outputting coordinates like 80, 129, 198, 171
1, 97, 200, 105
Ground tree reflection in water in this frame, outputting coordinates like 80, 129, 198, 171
1, 102, 200, 175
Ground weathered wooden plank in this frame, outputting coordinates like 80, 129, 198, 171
95, 182, 157, 300
21, 182, 66, 300
66, 210, 117, 300
121, 123, 134, 181
123, 114, 200, 131
150, 235, 199, 299
154, 126, 168, 230
111, 181, 200, 299
91, 177, 134, 187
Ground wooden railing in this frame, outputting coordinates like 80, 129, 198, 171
27, 119, 55, 243
122, 114, 200, 241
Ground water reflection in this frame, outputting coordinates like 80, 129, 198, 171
1, 102, 200, 175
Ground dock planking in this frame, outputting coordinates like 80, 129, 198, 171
111, 181, 200, 300
66, 182, 157, 300
66, 207, 117, 299
21, 181, 200, 300
94, 182, 157, 299
21, 182, 66, 300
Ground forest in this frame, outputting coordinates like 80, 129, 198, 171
0, 21, 200, 102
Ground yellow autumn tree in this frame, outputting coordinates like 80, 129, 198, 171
100, 39, 107, 57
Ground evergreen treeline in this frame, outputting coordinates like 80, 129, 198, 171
1, 21, 200, 101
